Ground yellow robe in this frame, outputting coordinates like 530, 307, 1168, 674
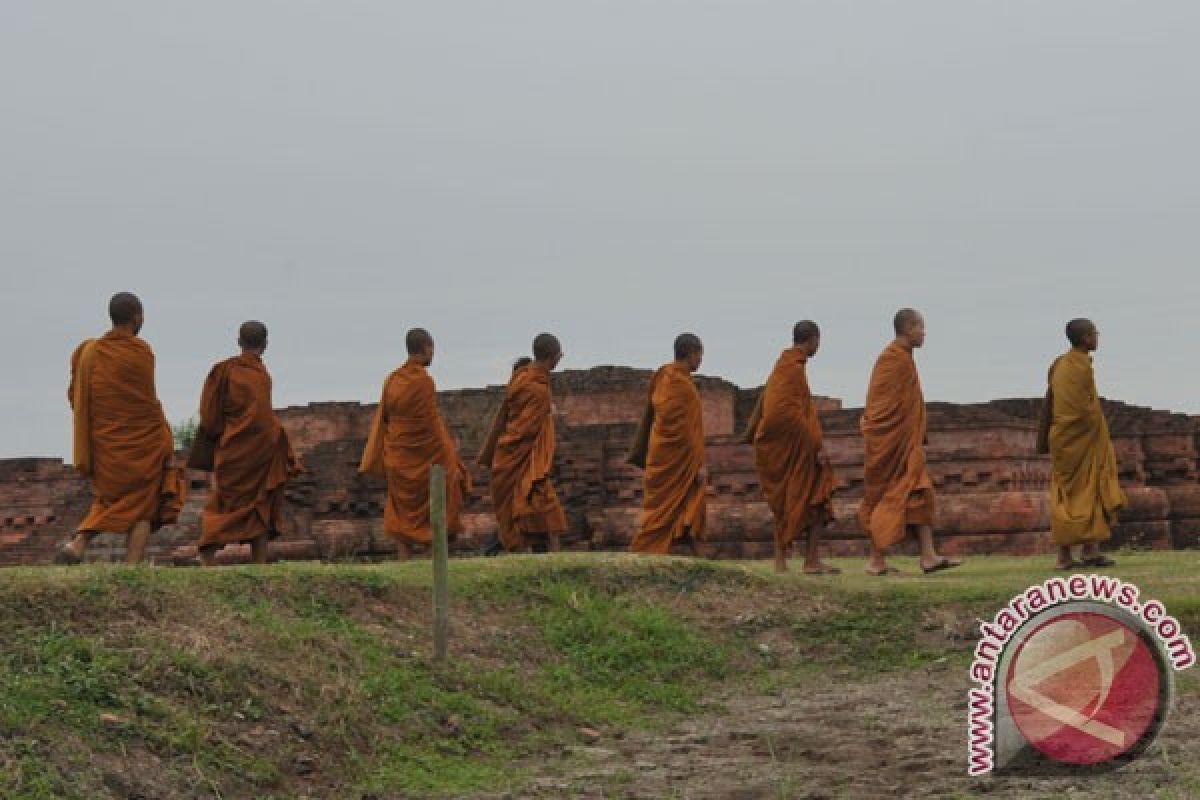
1047, 350, 1127, 545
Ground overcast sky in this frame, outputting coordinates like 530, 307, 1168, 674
3, 1, 1198, 459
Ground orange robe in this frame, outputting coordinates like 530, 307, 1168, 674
630, 362, 707, 554
485, 363, 567, 550
858, 342, 934, 548
68, 329, 184, 534
750, 349, 834, 550
359, 357, 470, 545
197, 354, 301, 548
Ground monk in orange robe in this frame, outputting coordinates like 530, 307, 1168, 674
59, 292, 185, 564
478, 334, 568, 552
193, 321, 302, 566
858, 309, 961, 576
476, 357, 532, 557
359, 328, 470, 559
1040, 318, 1126, 570
744, 321, 837, 574
628, 333, 707, 554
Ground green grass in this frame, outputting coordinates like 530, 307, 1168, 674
0, 552, 1196, 798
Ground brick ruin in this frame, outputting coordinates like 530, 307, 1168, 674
2, 365, 1199, 565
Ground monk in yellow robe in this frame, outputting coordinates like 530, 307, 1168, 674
59, 292, 185, 564
859, 309, 961, 576
359, 328, 470, 559
478, 334, 568, 552
1040, 318, 1126, 570
628, 333, 707, 554
744, 321, 837, 574
194, 321, 302, 566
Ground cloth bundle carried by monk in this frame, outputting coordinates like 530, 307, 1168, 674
195, 321, 302, 565
629, 334, 707, 555
360, 329, 470, 556
480, 336, 567, 552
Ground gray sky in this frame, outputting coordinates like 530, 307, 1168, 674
3, 1, 1198, 459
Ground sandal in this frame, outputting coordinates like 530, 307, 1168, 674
921, 558, 963, 575
865, 566, 903, 577
1053, 560, 1082, 572
1083, 555, 1116, 568
54, 547, 82, 566
803, 565, 842, 576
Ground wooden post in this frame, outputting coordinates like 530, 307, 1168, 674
430, 464, 449, 664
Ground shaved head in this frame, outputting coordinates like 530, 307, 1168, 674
893, 308, 923, 335
108, 292, 142, 327
792, 320, 820, 345
238, 320, 268, 350
512, 356, 533, 372
674, 332, 703, 360
532, 333, 562, 361
405, 327, 433, 356
1066, 318, 1096, 347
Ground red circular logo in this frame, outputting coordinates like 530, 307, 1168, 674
1004, 611, 1162, 765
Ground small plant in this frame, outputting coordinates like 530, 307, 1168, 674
172, 416, 198, 450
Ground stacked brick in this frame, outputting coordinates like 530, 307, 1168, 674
2, 367, 1199, 565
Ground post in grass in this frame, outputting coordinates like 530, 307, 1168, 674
430, 464, 449, 664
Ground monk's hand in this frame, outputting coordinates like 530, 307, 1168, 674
696, 466, 709, 486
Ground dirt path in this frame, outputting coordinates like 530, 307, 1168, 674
494, 661, 1195, 800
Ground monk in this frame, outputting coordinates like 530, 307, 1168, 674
193, 321, 302, 566
1040, 319, 1126, 570
359, 328, 471, 559
59, 292, 185, 565
744, 321, 838, 574
628, 333, 707, 554
476, 357, 533, 556
858, 309, 961, 576
478, 334, 568, 552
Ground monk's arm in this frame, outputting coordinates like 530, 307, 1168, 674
358, 379, 389, 477
626, 398, 654, 469
197, 365, 225, 434
476, 397, 509, 466
67, 342, 84, 408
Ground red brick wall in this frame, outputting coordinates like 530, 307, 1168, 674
3, 368, 1198, 565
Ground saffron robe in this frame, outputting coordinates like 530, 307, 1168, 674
197, 354, 301, 547
858, 343, 934, 548
484, 363, 567, 550
629, 362, 707, 553
748, 349, 834, 549
359, 357, 470, 544
68, 329, 184, 534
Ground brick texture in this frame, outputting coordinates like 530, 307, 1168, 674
2, 368, 1197, 564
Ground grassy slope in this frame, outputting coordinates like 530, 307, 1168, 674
0, 552, 1196, 799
